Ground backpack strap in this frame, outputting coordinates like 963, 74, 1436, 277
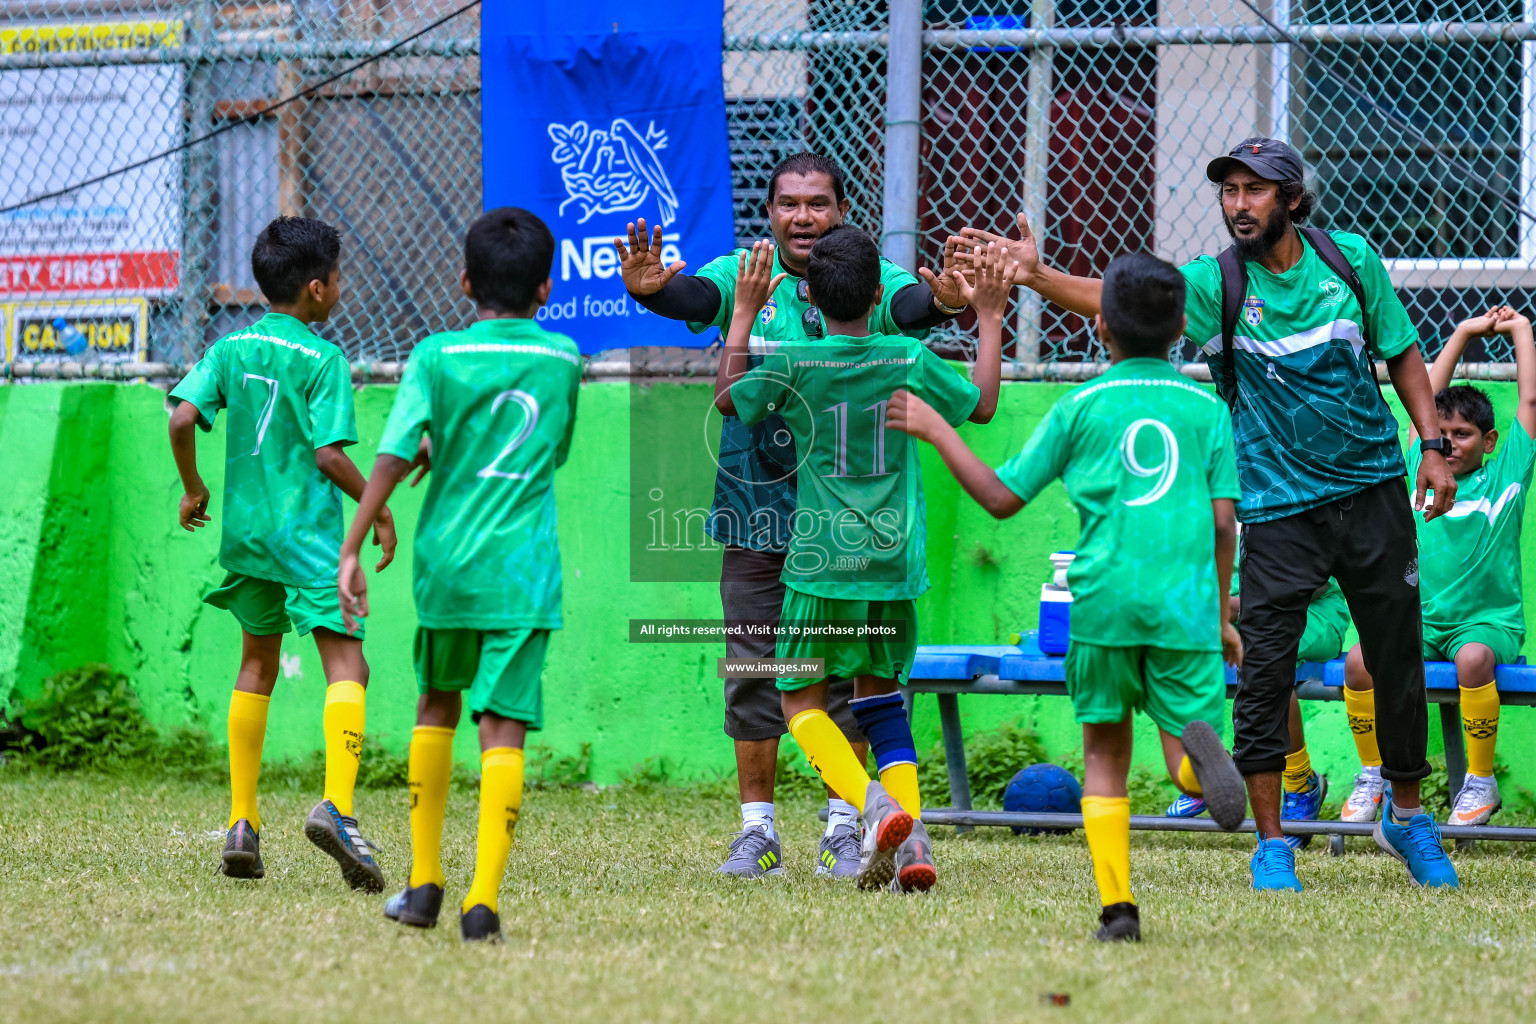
1215, 244, 1248, 411
1297, 225, 1371, 352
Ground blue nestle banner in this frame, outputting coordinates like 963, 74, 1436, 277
481, 2, 736, 353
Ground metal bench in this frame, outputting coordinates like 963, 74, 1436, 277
906, 635, 1536, 849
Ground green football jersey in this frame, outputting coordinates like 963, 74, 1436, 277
997, 358, 1241, 651
1185, 230, 1418, 524
689, 247, 923, 552
378, 318, 582, 631
169, 311, 357, 589
1406, 419, 1534, 640
729, 334, 979, 600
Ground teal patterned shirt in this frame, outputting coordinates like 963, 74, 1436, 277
1187, 231, 1417, 523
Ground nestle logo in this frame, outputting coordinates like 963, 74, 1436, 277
561, 233, 680, 281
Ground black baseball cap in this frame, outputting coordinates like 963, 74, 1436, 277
1205, 137, 1305, 184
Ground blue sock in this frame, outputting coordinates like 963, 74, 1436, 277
849, 692, 917, 773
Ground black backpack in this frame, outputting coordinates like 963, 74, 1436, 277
1214, 226, 1371, 410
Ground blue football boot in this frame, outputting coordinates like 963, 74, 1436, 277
1280, 772, 1327, 850
1250, 836, 1303, 892
1165, 794, 1206, 818
1375, 806, 1459, 888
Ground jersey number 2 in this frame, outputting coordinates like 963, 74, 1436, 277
477, 389, 540, 481
1119, 418, 1179, 506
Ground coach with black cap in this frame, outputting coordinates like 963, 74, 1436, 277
957, 136, 1462, 890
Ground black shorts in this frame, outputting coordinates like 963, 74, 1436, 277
720, 546, 862, 742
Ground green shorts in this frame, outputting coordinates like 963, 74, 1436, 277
1062, 641, 1226, 736
1296, 616, 1346, 666
774, 590, 918, 691
203, 571, 358, 639
1422, 621, 1523, 666
413, 627, 548, 729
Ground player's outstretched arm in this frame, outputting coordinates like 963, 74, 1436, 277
1213, 498, 1242, 667
952, 212, 1103, 318
886, 389, 1023, 519
713, 240, 785, 417
1493, 306, 1536, 439
316, 442, 397, 572
950, 240, 1017, 424
1427, 307, 1501, 403
168, 401, 212, 532
338, 454, 412, 635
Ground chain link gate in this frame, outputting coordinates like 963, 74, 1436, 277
2, 0, 1532, 373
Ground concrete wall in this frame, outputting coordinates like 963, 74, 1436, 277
4, 379, 1536, 794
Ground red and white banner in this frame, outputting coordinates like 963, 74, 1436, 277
0, 251, 177, 298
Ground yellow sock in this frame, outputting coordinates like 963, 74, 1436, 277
227, 690, 270, 831
322, 681, 366, 816
1081, 795, 1134, 906
1344, 687, 1381, 767
462, 748, 525, 914
1461, 681, 1501, 778
1283, 747, 1313, 793
1174, 755, 1201, 796
408, 725, 455, 889
880, 762, 921, 820
787, 709, 873, 812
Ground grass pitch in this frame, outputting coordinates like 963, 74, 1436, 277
4, 774, 1536, 1023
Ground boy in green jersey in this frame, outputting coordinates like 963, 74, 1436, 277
714, 227, 1006, 893
339, 207, 581, 943
889, 253, 1247, 942
1343, 305, 1536, 828
168, 215, 397, 891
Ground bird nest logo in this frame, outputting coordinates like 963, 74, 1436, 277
548, 118, 680, 227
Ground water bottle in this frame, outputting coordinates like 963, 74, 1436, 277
53, 318, 89, 356
1038, 551, 1075, 655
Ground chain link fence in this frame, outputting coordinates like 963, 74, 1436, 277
3, 0, 1533, 372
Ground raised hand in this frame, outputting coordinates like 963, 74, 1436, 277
947, 240, 1018, 321
1492, 305, 1530, 333
918, 237, 971, 311
732, 239, 786, 320
953, 211, 1040, 285
613, 217, 685, 296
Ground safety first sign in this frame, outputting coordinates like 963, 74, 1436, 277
0, 20, 183, 299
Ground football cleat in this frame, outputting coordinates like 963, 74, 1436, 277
220, 819, 264, 879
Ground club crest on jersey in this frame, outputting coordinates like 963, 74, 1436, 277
1242, 296, 1264, 327
758, 298, 777, 326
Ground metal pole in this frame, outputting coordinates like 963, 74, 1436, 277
881, 0, 921, 273
178, 0, 218, 362
1016, 0, 1056, 363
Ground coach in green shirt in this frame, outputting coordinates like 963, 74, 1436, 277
613, 153, 969, 880
959, 137, 1461, 891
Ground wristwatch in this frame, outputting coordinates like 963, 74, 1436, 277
1420, 437, 1449, 456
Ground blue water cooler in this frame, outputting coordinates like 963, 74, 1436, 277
1038, 551, 1075, 655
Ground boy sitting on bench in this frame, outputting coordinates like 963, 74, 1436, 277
1343, 305, 1536, 828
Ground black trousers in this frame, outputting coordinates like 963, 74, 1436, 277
1234, 477, 1430, 781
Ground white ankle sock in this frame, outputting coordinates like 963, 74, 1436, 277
825, 798, 858, 836
1391, 801, 1423, 822
742, 801, 776, 838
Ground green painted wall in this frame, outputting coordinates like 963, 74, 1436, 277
3, 379, 1535, 794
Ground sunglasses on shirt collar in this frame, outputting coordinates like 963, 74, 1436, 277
795, 277, 823, 338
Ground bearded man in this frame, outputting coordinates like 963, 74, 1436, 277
957, 137, 1462, 891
